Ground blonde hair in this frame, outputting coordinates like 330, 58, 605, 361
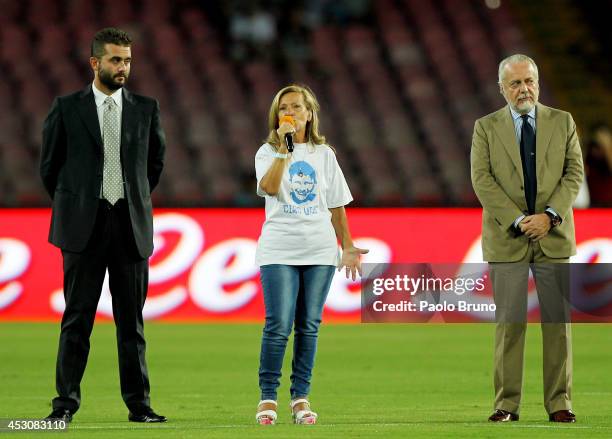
265, 84, 328, 150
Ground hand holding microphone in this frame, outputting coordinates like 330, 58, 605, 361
277, 115, 296, 152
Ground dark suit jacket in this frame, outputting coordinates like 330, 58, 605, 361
40, 85, 165, 258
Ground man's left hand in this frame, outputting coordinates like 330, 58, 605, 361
519, 213, 551, 241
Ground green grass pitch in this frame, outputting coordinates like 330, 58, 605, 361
0, 322, 611, 438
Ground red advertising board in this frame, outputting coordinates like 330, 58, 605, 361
0, 208, 610, 322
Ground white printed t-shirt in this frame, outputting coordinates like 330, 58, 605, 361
255, 142, 353, 266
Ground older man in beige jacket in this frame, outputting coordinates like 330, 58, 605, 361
471, 54, 583, 423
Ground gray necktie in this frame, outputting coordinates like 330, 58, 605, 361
102, 96, 124, 204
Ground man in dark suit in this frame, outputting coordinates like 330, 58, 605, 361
40, 28, 166, 423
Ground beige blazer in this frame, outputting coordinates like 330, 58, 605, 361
471, 103, 584, 262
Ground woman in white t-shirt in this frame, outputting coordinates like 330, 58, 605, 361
254, 85, 367, 425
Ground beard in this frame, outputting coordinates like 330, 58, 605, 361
513, 93, 537, 114
98, 67, 128, 91
516, 100, 534, 113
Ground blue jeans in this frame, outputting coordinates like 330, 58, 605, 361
258, 264, 336, 400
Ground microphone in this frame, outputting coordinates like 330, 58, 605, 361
280, 115, 296, 152
285, 133, 294, 153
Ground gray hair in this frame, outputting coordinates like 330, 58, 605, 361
498, 54, 538, 84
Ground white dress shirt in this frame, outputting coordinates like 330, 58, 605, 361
92, 82, 123, 139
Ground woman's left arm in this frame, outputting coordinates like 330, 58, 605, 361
330, 206, 368, 280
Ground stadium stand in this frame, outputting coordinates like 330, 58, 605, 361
0, 0, 609, 207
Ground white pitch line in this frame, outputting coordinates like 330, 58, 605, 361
460, 423, 601, 430
66, 422, 611, 430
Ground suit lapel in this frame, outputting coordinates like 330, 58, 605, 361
493, 107, 523, 180
121, 88, 138, 154
535, 103, 553, 177
77, 85, 103, 148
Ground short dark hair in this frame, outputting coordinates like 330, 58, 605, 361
91, 27, 132, 58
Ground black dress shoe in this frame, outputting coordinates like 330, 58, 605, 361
488, 409, 519, 422
549, 410, 576, 423
128, 408, 167, 423
44, 408, 73, 423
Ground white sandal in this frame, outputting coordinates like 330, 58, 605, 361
290, 398, 318, 425
255, 400, 277, 425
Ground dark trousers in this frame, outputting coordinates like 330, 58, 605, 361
52, 199, 151, 414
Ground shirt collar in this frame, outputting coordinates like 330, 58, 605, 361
92, 82, 123, 108
509, 105, 536, 123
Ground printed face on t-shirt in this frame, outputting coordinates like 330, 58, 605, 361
289, 161, 317, 204
291, 172, 315, 200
